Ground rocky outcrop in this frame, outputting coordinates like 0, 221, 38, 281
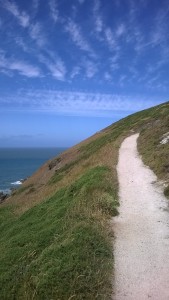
48, 157, 61, 170
0, 192, 8, 204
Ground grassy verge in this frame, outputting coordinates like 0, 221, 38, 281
137, 103, 169, 198
0, 166, 118, 299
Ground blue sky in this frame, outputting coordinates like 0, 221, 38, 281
0, 0, 168, 147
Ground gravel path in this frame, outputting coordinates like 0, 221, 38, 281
113, 133, 169, 300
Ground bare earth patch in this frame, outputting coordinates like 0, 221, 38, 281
113, 134, 169, 300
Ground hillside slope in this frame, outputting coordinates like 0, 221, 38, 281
0, 101, 169, 299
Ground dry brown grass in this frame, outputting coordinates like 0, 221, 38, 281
3, 124, 124, 216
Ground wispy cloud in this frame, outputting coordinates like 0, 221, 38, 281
71, 59, 98, 80
29, 22, 46, 46
146, 59, 166, 75
3, 0, 30, 28
93, 0, 103, 33
38, 53, 66, 81
148, 9, 169, 48
65, 19, 95, 56
129, 0, 138, 24
0, 89, 161, 117
119, 74, 127, 87
95, 16, 103, 33
78, 0, 85, 4
9, 61, 41, 77
32, 0, 39, 17
70, 66, 81, 79
49, 0, 59, 23
3, 1, 47, 48
116, 23, 125, 37
48, 59, 66, 81
84, 60, 98, 78
0, 51, 41, 78
15, 37, 30, 53
104, 72, 112, 81
104, 28, 117, 51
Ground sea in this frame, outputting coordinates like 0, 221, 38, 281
0, 148, 67, 194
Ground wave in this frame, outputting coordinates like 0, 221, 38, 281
11, 180, 23, 185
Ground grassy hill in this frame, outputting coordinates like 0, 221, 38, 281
0, 101, 169, 299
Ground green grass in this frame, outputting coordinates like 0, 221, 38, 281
137, 103, 169, 196
49, 172, 64, 184
0, 166, 117, 299
164, 186, 169, 198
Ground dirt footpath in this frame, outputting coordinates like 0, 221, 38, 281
113, 134, 169, 300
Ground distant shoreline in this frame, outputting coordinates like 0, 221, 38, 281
0, 147, 67, 195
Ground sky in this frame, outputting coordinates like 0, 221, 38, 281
0, 0, 169, 147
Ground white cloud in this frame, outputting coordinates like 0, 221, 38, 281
105, 28, 116, 50
70, 66, 81, 79
49, 0, 59, 23
119, 74, 127, 87
29, 22, 46, 46
148, 9, 168, 49
48, 60, 66, 81
32, 0, 39, 16
65, 20, 95, 56
84, 60, 98, 78
93, 0, 103, 33
0, 51, 41, 78
78, 0, 85, 4
9, 61, 41, 77
150, 30, 163, 46
15, 37, 29, 52
116, 23, 125, 37
0, 89, 160, 117
146, 60, 164, 75
38, 53, 66, 81
104, 72, 112, 81
4, 1, 30, 27
126, 26, 145, 54
129, 0, 138, 24
95, 16, 103, 33
2, 2, 46, 49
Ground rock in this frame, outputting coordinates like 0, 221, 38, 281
48, 157, 62, 170
0, 192, 8, 204
164, 164, 169, 173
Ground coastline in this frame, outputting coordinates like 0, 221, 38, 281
0, 147, 67, 199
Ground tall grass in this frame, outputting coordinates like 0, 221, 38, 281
0, 166, 118, 299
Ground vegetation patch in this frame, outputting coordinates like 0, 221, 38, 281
164, 186, 169, 198
49, 172, 64, 184
137, 103, 169, 198
0, 166, 117, 299
12, 184, 34, 196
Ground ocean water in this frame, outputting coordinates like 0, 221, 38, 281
0, 148, 67, 193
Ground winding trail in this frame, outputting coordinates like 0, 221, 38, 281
113, 134, 169, 300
